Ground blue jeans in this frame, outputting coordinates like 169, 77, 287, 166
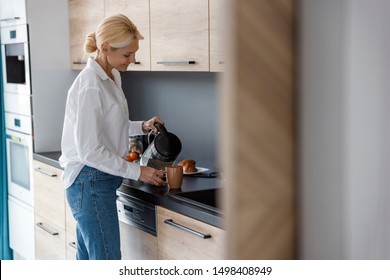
66, 165, 123, 260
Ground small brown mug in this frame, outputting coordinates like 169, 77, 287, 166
166, 165, 183, 189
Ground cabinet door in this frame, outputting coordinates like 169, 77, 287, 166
33, 160, 65, 229
35, 215, 66, 260
105, 0, 151, 71
150, 0, 209, 71
68, 0, 104, 70
210, 0, 227, 72
157, 206, 225, 259
65, 197, 77, 260
0, 0, 26, 27
66, 231, 77, 260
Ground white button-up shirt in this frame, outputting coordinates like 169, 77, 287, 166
59, 57, 144, 189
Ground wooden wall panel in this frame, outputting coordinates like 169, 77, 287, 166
220, 0, 296, 259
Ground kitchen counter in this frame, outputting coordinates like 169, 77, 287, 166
33, 152, 224, 229
118, 176, 223, 228
33, 151, 62, 169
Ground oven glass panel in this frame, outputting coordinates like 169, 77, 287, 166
10, 141, 30, 190
5, 43, 26, 84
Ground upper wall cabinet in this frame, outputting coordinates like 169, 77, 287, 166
150, 0, 209, 72
105, 0, 151, 71
210, 0, 226, 72
0, 0, 26, 27
69, 0, 104, 70
68, 0, 224, 72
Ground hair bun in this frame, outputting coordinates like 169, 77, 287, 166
84, 32, 98, 53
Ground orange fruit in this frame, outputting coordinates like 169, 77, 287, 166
127, 152, 139, 161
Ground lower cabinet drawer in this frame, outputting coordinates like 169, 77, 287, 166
34, 215, 66, 260
157, 206, 225, 259
66, 231, 77, 260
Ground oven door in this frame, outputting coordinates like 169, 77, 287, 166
1, 24, 31, 95
6, 128, 34, 207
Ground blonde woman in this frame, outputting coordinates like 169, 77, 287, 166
59, 14, 165, 260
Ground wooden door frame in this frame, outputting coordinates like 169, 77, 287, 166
220, 0, 296, 259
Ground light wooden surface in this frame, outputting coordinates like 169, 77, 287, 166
150, 0, 209, 71
65, 198, 77, 237
65, 200, 77, 260
157, 206, 225, 259
221, 0, 296, 259
66, 231, 77, 260
210, 0, 226, 72
33, 160, 65, 229
105, 0, 151, 71
67, 0, 224, 72
68, 0, 104, 69
34, 214, 67, 260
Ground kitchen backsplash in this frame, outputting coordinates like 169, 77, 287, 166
121, 71, 219, 170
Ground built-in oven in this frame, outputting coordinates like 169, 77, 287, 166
1, 23, 35, 259
5, 125, 35, 259
5, 127, 34, 207
1, 24, 31, 95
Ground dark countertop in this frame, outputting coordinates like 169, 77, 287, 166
33, 151, 63, 169
33, 151, 224, 229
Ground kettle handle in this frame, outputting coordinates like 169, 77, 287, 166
155, 123, 168, 137
147, 123, 168, 144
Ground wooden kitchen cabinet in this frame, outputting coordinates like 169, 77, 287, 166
105, 0, 151, 71
33, 160, 66, 259
150, 0, 209, 71
65, 198, 77, 260
157, 206, 225, 259
68, 0, 104, 70
33, 160, 65, 229
68, 0, 225, 72
34, 215, 67, 260
66, 231, 77, 260
210, 0, 227, 72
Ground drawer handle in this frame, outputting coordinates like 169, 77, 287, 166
156, 61, 196, 65
34, 167, 57, 177
164, 219, 211, 239
36, 222, 59, 236
0, 17, 20, 21
72, 61, 87, 65
68, 242, 77, 249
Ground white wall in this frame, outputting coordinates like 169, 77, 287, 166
299, 0, 390, 259
27, 0, 77, 152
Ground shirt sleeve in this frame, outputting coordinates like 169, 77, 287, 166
129, 120, 145, 136
73, 87, 141, 180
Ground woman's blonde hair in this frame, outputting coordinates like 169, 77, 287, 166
84, 14, 143, 53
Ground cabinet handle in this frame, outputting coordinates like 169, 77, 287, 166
34, 167, 57, 177
68, 242, 77, 249
156, 61, 196, 65
131, 62, 141, 65
36, 222, 59, 236
0, 17, 20, 21
72, 61, 87, 65
164, 219, 211, 239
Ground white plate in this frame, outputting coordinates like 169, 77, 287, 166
183, 167, 209, 175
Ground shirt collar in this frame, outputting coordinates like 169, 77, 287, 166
87, 57, 121, 87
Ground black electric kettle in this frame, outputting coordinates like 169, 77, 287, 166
140, 123, 182, 170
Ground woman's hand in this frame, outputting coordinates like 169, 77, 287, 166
142, 116, 164, 134
139, 166, 165, 186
